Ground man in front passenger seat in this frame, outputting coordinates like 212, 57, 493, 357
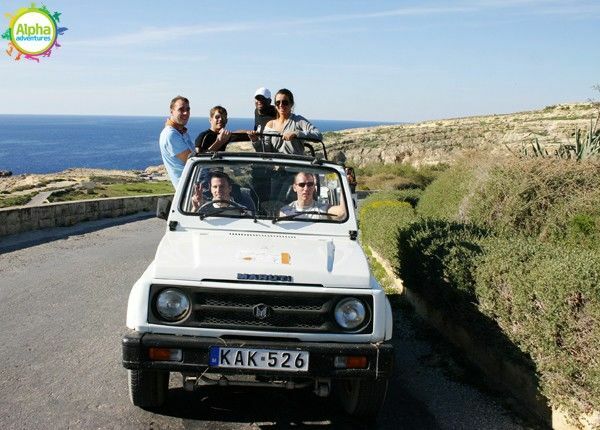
279, 172, 346, 220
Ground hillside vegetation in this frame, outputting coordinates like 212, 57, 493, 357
359, 149, 600, 423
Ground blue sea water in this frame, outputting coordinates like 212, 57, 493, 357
0, 115, 395, 174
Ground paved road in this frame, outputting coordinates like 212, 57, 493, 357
0, 217, 526, 429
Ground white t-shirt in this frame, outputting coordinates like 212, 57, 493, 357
280, 200, 329, 220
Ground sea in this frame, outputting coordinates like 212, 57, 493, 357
0, 115, 395, 175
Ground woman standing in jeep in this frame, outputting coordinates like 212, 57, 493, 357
261, 89, 322, 155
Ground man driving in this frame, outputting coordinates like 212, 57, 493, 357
192, 171, 235, 211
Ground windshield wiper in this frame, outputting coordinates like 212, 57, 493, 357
272, 211, 335, 224
199, 206, 256, 220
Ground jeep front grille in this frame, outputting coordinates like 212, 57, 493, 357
148, 285, 373, 334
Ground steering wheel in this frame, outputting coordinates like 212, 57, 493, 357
197, 199, 249, 212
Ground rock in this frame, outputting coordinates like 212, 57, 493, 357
81, 181, 97, 191
0, 170, 12, 177
324, 102, 599, 167
144, 165, 166, 176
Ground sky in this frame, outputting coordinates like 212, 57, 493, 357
1, 0, 599, 122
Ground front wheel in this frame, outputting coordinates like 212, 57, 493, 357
128, 369, 169, 409
335, 378, 389, 421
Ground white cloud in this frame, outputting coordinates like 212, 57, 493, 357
68, 4, 478, 48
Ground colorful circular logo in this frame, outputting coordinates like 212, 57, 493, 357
2, 4, 67, 62
10, 9, 56, 55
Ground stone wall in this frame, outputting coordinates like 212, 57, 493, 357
0, 194, 173, 238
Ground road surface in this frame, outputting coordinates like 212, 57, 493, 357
0, 217, 527, 429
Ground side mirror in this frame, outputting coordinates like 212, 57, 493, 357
156, 197, 172, 220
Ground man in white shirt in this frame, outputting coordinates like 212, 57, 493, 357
279, 172, 346, 220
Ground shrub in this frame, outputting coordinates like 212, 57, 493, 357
467, 158, 600, 248
362, 189, 423, 208
356, 162, 445, 191
397, 219, 488, 311
0, 193, 35, 208
359, 199, 414, 262
475, 237, 600, 415
416, 160, 477, 221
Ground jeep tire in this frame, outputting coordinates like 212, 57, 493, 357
335, 378, 388, 421
128, 369, 169, 409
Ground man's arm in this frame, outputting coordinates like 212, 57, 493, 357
176, 149, 192, 163
207, 129, 231, 151
327, 191, 347, 220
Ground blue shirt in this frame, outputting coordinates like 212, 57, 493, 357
159, 126, 194, 188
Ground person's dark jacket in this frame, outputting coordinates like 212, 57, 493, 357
195, 129, 247, 154
254, 105, 277, 131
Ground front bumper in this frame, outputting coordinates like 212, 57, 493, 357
122, 331, 393, 379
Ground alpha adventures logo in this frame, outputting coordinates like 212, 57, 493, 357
2, 3, 67, 62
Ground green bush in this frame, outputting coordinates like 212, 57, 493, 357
475, 237, 600, 415
416, 160, 476, 220
356, 162, 446, 191
362, 189, 423, 208
467, 159, 600, 248
397, 219, 488, 311
0, 193, 35, 208
359, 199, 414, 262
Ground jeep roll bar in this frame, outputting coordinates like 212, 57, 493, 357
225, 132, 328, 161
256, 132, 328, 160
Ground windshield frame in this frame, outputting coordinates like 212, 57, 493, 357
177, 155, 349, 224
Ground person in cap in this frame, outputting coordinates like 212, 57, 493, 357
159, 95, 194, 188
253, 87, 276, 133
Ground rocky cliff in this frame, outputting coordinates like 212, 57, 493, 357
324, 103, 599, 167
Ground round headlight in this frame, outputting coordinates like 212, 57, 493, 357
334, 298, 366, 330
156, 289, 190, 321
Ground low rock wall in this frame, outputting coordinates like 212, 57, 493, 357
0, 194, 173, 238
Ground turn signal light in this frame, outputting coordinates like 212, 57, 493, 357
334, 355, 368, 369
149, 347, 182, 361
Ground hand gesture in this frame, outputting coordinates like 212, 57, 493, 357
192, 183, 204, 211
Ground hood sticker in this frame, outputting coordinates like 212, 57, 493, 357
238, 250, 291, 265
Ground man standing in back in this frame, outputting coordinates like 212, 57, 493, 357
253, 87, 276, 133
251, 88, 277, 200
159, 96, 194, 188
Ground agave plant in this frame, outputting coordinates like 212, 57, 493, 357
523, 113, 600, 160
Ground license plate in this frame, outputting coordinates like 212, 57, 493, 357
209, 346, 309, 372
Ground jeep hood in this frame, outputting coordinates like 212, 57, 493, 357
152, 231, 371, 288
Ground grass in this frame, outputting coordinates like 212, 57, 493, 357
47, 181, 173, 202
363, 245, 396, 294
0, 193, 36, 208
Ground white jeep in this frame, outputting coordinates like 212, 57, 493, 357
122, 149, 394, 421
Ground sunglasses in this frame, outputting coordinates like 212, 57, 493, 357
275, 99, 290, 107
295, 181, 315, 188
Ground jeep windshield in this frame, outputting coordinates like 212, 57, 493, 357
179, 159, 348, 223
